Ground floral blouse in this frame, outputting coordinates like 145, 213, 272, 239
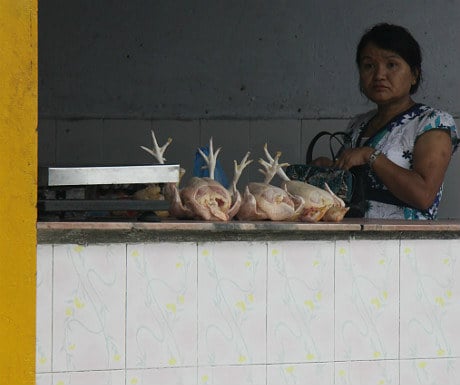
345, 103, 458, 220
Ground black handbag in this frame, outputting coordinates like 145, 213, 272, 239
285, 131, 369, 217
286, 130, 410, 218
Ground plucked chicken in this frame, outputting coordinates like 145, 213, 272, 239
166, 137, 252, 221
236, 144, 304, 221
276, 166, 349, 222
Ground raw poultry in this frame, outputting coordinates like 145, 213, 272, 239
168, 138, 253, 221
236, 144, 304, 221
138, 131, 348, 222
237, 143, 348, 222
275, 162, 349, 222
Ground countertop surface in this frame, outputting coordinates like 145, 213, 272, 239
37, 219, 460, 243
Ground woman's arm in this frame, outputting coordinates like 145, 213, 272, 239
335, 129, 453, 210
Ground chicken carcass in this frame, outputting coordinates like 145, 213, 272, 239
277, 170, 349, 222
236, 144, 304, 221
167, 138, 252, 221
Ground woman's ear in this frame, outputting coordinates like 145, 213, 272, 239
412, 68, 420, 85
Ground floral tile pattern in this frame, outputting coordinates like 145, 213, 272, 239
400, 358, 460, 385
126, 242, 197, 369
36, 373, 52, 385
335, 240, 399, 361
197, 242, 267, 366
36, 245, 53, 373
335, 360, 399, 384
198, 365, 266, 385
267, 241, 334, 364
127, 367, 197, 385
37, 238, 460, 383
52, 244, 126, 371
267, 363, 333, 385
400, 239, 460, 359
52, 370, 125, 385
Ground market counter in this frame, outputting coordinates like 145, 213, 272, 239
36, 219, 460, 385
37, 218, 460, 243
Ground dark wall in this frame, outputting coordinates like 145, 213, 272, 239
39, 0, 460, 120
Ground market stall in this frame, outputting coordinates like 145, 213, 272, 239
36, 219, 460, 385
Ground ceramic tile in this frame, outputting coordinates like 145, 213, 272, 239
52, 370, 125, 385
127, 367, 197, 385
400, 240, 460, 359
335, 240, 399, 361
267, 241, 334, 363
38, 119, 56, 166
37, 245, 53, 373
198, 365, 266, 385
197, 242, 267, 366
335, 360, 399, 385
52, 244, 126, 371
267, 362, 333, 385
400, 358, 460, 385
102, 119, 151, 165
55, 120, 104, 166
36, 373, 52, 385
126, 242, 197, 368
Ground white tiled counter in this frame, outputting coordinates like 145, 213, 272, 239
36, 220, 460, 385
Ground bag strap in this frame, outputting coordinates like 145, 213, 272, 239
306, 131, 350, 164
306, 131, 414, 209
329, 132, 349, 158
306, 131, 331, 164
366, 187, 414, 208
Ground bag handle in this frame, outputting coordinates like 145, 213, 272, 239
305, 131, 350, 164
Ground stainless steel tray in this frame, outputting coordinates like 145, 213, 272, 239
47, 165, 180, 186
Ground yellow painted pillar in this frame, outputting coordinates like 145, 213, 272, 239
0, 0, 37, 384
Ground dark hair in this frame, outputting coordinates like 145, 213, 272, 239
356, 23, 422, 94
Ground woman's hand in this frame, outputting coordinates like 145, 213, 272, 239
334, 131, 452, 210
311, 156, 335, 167
334, 147, 374, 170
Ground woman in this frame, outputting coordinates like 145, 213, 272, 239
322, 23, 458, 219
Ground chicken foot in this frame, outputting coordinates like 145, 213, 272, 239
140, 129, 172, 164
237, 144, 304, 221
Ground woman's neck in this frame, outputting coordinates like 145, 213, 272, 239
375, 98, 415, 126
364, 98, 416, 138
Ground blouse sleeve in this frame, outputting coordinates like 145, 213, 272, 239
416, 109, 459, 154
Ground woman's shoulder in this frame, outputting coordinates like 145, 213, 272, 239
414, 104, 459, 152
415, 104, 456, 127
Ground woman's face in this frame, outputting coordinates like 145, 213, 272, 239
358, 42, 418, 107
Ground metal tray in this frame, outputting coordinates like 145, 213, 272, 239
46, 165, 180, 186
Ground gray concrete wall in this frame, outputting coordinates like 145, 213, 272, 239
38, 0, 460, 218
